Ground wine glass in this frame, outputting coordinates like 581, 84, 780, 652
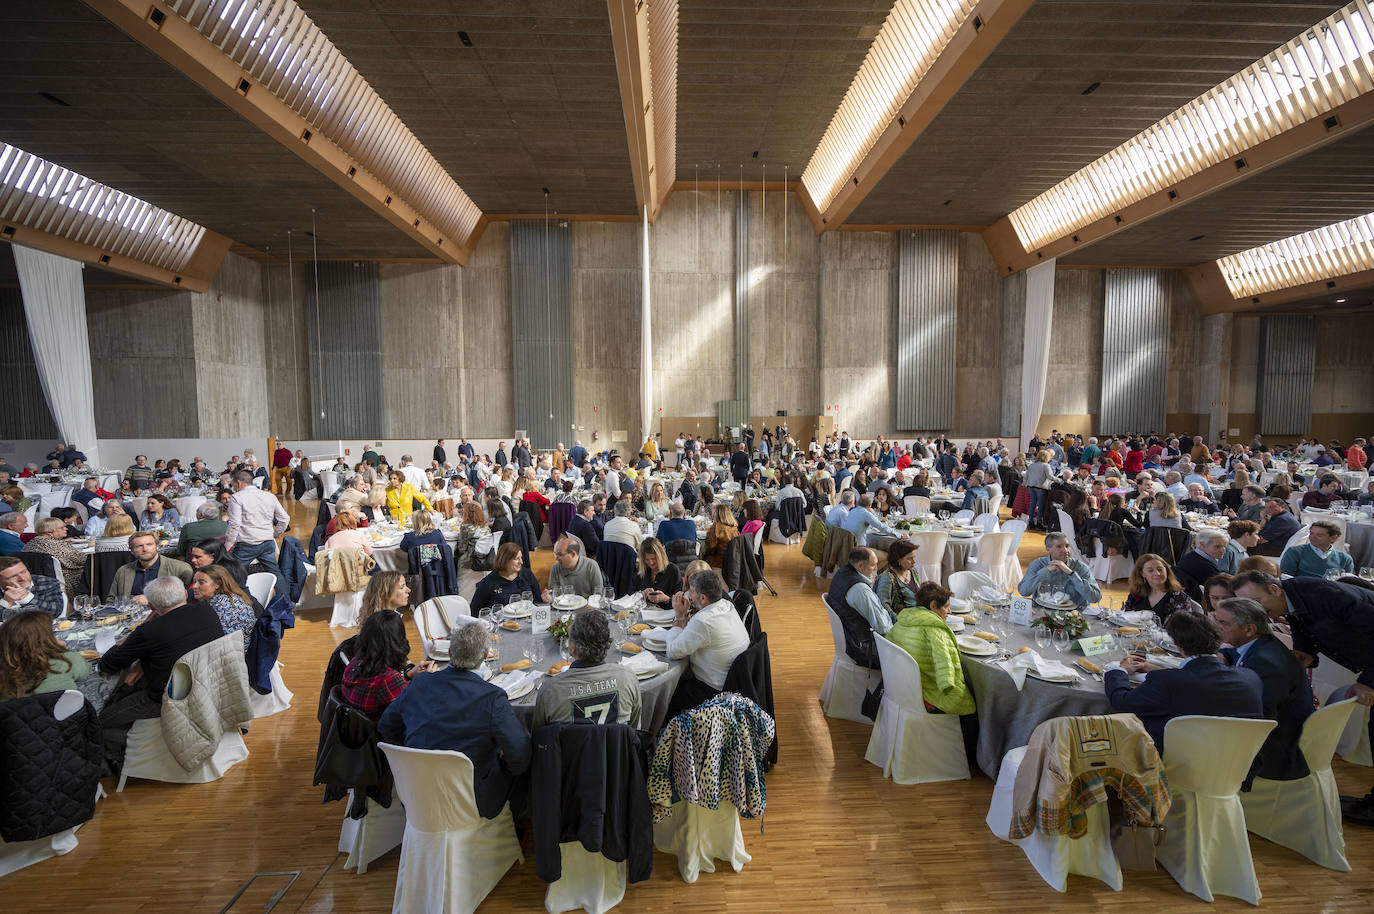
603, 586, 617, 610
559, 638, 572, 662
520, 590, 533, 611
528, 638, 545, 666
1033, 625, 1052, 650
1052, 628, 1072, 652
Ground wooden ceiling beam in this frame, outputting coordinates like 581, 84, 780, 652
1, 223, 231, 293
607, 0, 677, 223
1184, 259, 1374, 316
85, 0, 483, 265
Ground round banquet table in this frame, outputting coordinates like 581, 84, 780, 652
870, 524, 984, 584
952, 605, 1130, 778
53, 602, 149, 712
367, 523, 463, 573
481, 607, 686, 736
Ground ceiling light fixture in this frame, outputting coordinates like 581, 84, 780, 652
1009, 1, 1374, 252
1215, 210, 1374, 298
801, 0, 979, 215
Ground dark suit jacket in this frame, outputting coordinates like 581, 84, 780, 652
1283, 578, 1374, 689
1253, 510, 1299, 556
1173, 550, 1220, 601
566, 514, 600, 558
1222, 635, 1313, 782
1104, 655, 1264, 752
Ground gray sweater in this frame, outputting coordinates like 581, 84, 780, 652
548, 555, 605, 597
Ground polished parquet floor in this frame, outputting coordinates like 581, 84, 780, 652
4, 498, 1373, 912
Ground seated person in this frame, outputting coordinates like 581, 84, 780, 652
23, 517, 87, 596
96, 577, 226, 770
884, 581, 979, 763
636, 536, 681, 607
0, 610, 96, 699
701, 503, 739, 565
826, 490, 855, 528
1199, 574, 1235, 615
185, 538, 249, 590
1226, 485, 1266, 524
1146, 492, 1189, 529
876, 539, 920, 618
567, 499, 604, 557
94, 514, 137, 552
664, 569, 751, 716
0, 556, 65, 620
358, 571, 411, 627
323, 511, 373, 556
841, 493, 897, 547
110, 531, 194, 604
175, 503, 228, 556
829, 547, 891, 669
378, 620, 531, 819
1279, 519, 1354, 578
1017, 532, 1101, 608
1300, 474, 1344, 510
903, 470, 932, 500
1252, 497, 1300, 557
1212, 597, 1313, 783
1220, 520, 1259, 574
1123, 553, 1194, 623
324, 499, 370, 537
739, 499, 766, 538
470, 542, 540, 613
0, 512, 27, 555
602, 499, 643, 551
542, 535, 604, 601
191, 565, 257, 650
1172, 528, 1227, 601
1102, 610, 1263, 752
1179, 482, 1219, 514
384, 470, 433, 526
139, 494, 181, 529
397, 509, 445, 555
959, 470, 990, 512
342, 610, 438, 721
86, 501, 130, 539
532, 611, 642, 729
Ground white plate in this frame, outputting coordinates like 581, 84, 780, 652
641, 636, 668, 651
945, 617, 965, 632
1034, 597, 1076, 610
505, 679, 537, 700
553, 595, 587, 611
503, 603, 533, 618
956, 635, 999, 656
1026, 668, 1080, 683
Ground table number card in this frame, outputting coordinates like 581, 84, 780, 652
531, 602, 551, 634
1009, 597, 1034, 627
1076, 635, 1116, 657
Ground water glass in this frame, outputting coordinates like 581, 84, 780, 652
1033, 626, 1052, 650
529, 639, 545, 665
521, 591, 533, 609
1052, 629, 1072, 652
560, 639, 572, 662
603, 586, 617, 609
479, 608, 494, 632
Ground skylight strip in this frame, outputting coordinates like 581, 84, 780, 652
169, 0, 482, 249
1009, 1, 1374, 252
801, 0, 978, 215
0, 142, 207, 272
1216, 211, 1374, 297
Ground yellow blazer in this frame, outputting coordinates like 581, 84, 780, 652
385, 482, 433, 524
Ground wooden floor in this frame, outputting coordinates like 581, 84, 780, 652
5, 499, 1373, 912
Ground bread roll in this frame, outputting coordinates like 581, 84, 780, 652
620, 641, 643, 653
500, 659, 531, 672
1017, 646, 1033, 655
1077, 657, 1101, 673
971, 631, 999, 642
501, 620, 521, 630
629, 622, 650, 633
548, 661, 569, 675
1117, 626, 1140, 635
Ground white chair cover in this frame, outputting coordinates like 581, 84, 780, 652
819, 596, 874, 724
987, 493, 1004, 518
863, 636, 969, 784
413, 596, 472, 660
117, 718, 249, 792
379, 744, 523, 914
908, 531, 948, 585
948, 571, 997, 599
246, 572, 277, 606
1155, 715, 1276, 905
768, 497, 806, 544
904, 495, 931, 516
970, 532, 1016, 589
544, 840, 626, 913
651, 799, 750, 884
1086, 537, 1133, 585
248, 661, 294, 719
1055, 510, 1089, 563
1000, 518, 1027, 581
319, 470, 341, 500
456, 569, 485, 603
330, 590, 365, 628
972, 512, 1000, 533
1240, 699, 1358, 871
339, 791, 407, 875
130, 496, 149, 518
1333, 689, 1372, 767
984, 746, 1122, 892
174, 495, 207, 520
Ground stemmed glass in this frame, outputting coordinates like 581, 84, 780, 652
603, 586, 617, 611
1033, 625, 1052, 650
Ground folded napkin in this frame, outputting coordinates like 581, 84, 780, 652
640, 608, 676, 624
949, 597, 969, 610
975, 585, 1005, 602
995, 650, 1081, 691
493, 669, 536, 695
1048, 590, 1069, 604
621, 651, 669, 676
1109, 610, 1155, 626
640, 626, 673, 645
612, 594, 642, 614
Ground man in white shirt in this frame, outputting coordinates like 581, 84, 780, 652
604, 454, 624, 498
664, 569, 750, 716
674, 434, 686, 467
602, 500, 643, 551
1163, 471, 1189, 501
398, 455, 426, 490
827, 489, 855, 527
225, 470, 290, 597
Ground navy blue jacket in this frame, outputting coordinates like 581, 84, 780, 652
566, 514, 600, 558
1104, 655, 1264, 752
377, 667, 531, 819
1222, 634, 1313, 782
277, 536, 309, 602
656, 518, 697, 548
246, 594, 296, 694
1283, 578, 1374, 689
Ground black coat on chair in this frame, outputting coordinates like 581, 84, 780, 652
723, 632, 776, 766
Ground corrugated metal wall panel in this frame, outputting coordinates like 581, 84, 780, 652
1258, 315, 1315, 435
510, 220, 573, 449
733, 192, 750, 411
717, 399, 747, 435
306, 261, 384, 439
0, 285, 58, 439
896, 229, 958, 430
1100, 268, 1170, 434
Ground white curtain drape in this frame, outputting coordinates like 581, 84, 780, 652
13, 245, 100, 468
1019, 257, 1057, 455
639, 206, 653, 447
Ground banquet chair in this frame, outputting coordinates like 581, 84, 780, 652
952, 509, 974, 523
819, 596, 875, 724
1155, 715, 1277, 905
904, 495, 931, 516
1240, 699, 1358, 871
1054, 510, 1089, 563
1000, 518, 1028, 580
987, 493, 1004, 518
908, 531, 948, 585
863, 636, 968, 784
0, 690, 102, 878
378, 744, 523, 914
413, 596, 472, 661
246, 572, 276, 607
315, 548, 377, 628
547, 501, 575, 544
948, 571, 998, 600
118, 633, 253, 792
339, 790, 407, 875
1332, 685, 1372, 766
972, 512, 1000, 533
969, 532, 1016, 589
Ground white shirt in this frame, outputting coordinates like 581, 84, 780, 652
603, 516, 642, 551
665, 598, 751, 689
604, 470, 622, 498
400, 464, 426, 490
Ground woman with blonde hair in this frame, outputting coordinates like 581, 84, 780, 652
357, 570, 411, 626
385, 469, 433, 525
22, 517, 86, 595
643, 481, 670, 521
1147, 491, 1191, 530
399, 508, 446, 556
636, 536, 680, 606
702, 502, 739, 565
96, 514, 136, 552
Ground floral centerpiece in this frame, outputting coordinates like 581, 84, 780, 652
1030, 610, 1088, 639
547, 614, 573, 642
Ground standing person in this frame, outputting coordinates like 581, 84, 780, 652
729, 443, 750, 487
271, 441, 293, 496
224, 470, 289, 598
1022, 449, 1055, 530
433, 439, 447, 466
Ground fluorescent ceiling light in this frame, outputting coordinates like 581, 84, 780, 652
0, 142, 206, 272
169, 0, 482, 245
1216, 210, 1374, 298
1009, 1, 1374, 252
801, 0, 978, 215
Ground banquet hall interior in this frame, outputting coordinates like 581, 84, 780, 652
3, 0, 1374, 911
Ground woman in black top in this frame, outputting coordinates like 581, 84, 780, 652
636, 537, 681, 606
469, 542, 540, 612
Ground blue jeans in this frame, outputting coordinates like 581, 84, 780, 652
1028, 487, 1050, 527
232, 540, 285, 602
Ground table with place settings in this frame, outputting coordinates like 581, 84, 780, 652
52, 601, 150, 712
870, 515, 985, 584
